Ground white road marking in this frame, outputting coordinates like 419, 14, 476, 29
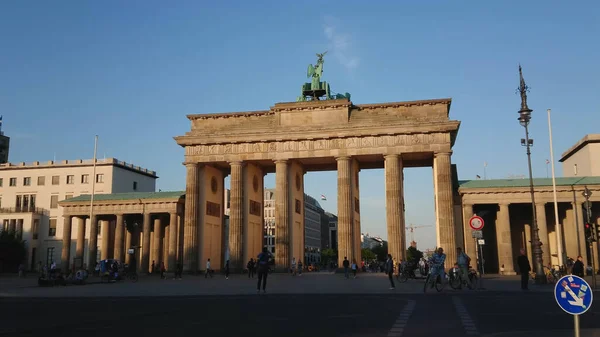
452, 296, 480, 336
386, 300, 416, 337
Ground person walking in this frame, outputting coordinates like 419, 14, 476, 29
247, 259, 255, 278
517, 249, 530, 290
386, 254, 395, 290
225, 260, 230, 279
160, 262, 166, 279
257, 248, 270, 293
343, 257, 350, 279
572, 255, 585, 278
205, 258, 213, 278
351, 260, 358, 279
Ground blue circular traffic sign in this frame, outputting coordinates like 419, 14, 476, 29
554, 275, 593, 315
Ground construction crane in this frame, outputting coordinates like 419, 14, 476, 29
406, 224, 432, 242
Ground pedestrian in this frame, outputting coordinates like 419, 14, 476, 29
257, 248, 270, 293
297, 260, 303, 276
160, 262, 166, 279
247, 259, 255, 278
572, 255, 585, 278
225, 260, 230, 279
205, 258, 213, 278
386, 254, 395, 290
343, 257, 350, 279
151, 260, 155, 275
291, 257, 297, 276
351, 260, 358, 278
517, 248, 530, 290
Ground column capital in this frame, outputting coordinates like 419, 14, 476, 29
498, 202, 510, 209
183, 162, 199, 168
535, 201, 546, 207
434, 151, 453, 158
229, 160, 244, 166
462, 202, 474, 208
274, 159, 288, 165
335, 156, 351, 161
384, 154, 400, 160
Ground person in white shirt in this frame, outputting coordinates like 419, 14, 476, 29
205, 258, 213, 278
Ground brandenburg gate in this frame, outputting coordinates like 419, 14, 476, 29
175, 97, 461, 272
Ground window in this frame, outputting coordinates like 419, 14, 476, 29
574, 164, 578, 176
66, 175, 74, 184
50, 195, 58, 209
48, 219, 57, 237
9, 178, 16, 186
37, 176, 45, 186
46, 247, 55, 266
23, 177, 31, 186
32, 219, 39, 240
133, 181, 138, 190
15, 195, 21, 209
81, 174, 89, 184
96, 174, 104, 183
51, 176, 59, 185
65, 194, 73, 200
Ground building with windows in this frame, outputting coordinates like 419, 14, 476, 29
263, 189, 276, 254
560, 134, 600, 177
0, 158, 157, 270
304, 194, 323, 264
325, 212, 338, 250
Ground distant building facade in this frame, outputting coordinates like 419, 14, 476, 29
361, 233, 384, 250
325, 212, 338, 250
560, 134, 600, 177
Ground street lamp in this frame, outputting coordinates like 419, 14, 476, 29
517, 65, 546, 284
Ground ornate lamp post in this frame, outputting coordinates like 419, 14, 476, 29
517, 65, 546, 284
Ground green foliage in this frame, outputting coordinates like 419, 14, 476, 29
361, 248, 376, 261
0, 230, 27, 273
371, 242, 388, 261
406, 246, 424, 263
320, 248, 337, 265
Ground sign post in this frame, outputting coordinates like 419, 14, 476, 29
469, 215, 485, 290
554, 275, 593, 337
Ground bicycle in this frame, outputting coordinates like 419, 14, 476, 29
449, 264, 477, 290
423, 266, 446, 293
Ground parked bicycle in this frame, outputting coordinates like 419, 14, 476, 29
423, 262, 446, 293
448, 264, 478, 290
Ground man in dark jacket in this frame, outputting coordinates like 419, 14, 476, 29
517, 249, 531, 290
386, 254, 395, 290
572, 255, 585, 278
343, 257, 350, 279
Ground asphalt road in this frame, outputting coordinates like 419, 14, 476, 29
2, 292, 600, 337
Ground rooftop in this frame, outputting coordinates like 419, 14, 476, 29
60, 191, 185, 203
0, 157, 158, 177
458, 176, 600, 189
560, 134, 600, 162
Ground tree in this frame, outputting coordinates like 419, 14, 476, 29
361, 248, 376, 261
320, 248, 337, 265
406, 246, 424, 263
0, 230, 26, 273
371, 242, 388, 261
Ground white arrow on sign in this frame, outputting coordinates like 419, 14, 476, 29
563, 283, 586, 308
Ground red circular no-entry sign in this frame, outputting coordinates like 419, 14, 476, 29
469, 215, 485, 230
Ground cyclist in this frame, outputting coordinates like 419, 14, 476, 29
456, 247, 471, 288
427, 247, 446, 288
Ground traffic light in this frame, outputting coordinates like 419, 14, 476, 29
585, 223, 595, 242
596, 223, 600, 242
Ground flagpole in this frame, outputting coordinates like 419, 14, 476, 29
547, 109, 564, 267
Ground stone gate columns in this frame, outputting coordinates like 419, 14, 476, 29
242, 163, 265, 267
114, 214, 125, 262
141, 212, 152, 273
433, 151, 457, 265
61, 215, 72, 272
229, 161, 244, 270
75, 217, 86, 262
168, 212, 178, 271
153, 218, 163, 265
385, 154, 404, 263
275, 160, 290, 270
462, 204, 476, 256
183, 162, 199, 273
496, 203, 515, 274
88, 215, 98, 271
535, 202, 550, 267
100, 220, 110, 260
337, 156, 354, 266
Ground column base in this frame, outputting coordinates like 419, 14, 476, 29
500, 271, 517, 276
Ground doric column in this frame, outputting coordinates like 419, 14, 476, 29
496, 203, 515, 274
153, 218, 163, 265
229, 161, 244, 270
88, 215, 98, 271
114, 214, 125, 262
462, 203, 477, 256
183, 162, 200, 272
434, 151, 457, 265
535, 202, 551, 267
100, 220, 110, 260
275, 159, 290, 269
75, 217, 86, 262
385, 154, 404, 263
141, 212, 152, 273
336, 156, 353, 267
125, 227, 132, 266
168, 212, 178, 271
61, 215, 73, 272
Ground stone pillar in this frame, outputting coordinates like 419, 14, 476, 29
575, 202, 587, 266
183, 163, 199, 272
153, 218, 163, 265
385, 154, 404, 263
178, 214, 184, 264
125, 228, 132, 266
229, 161, 244, 270
496, 203, 515, 274
75, 217, 86, 261
275, 159, 290, 270
88, 215, 98, 271
164, 223, 170, 267
336, 156, 353, 267
100, 220, 110, 260
168, 212, 178, 271
61, 215, 73, 272
535, 202, 551, 267
524, 223, 533, 266
433, 152, 457, 265
114, 214, 125, 262
141, 212, 152, 273
462, 204, 476, 256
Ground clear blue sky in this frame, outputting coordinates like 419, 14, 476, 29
2, 1, 599, 249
